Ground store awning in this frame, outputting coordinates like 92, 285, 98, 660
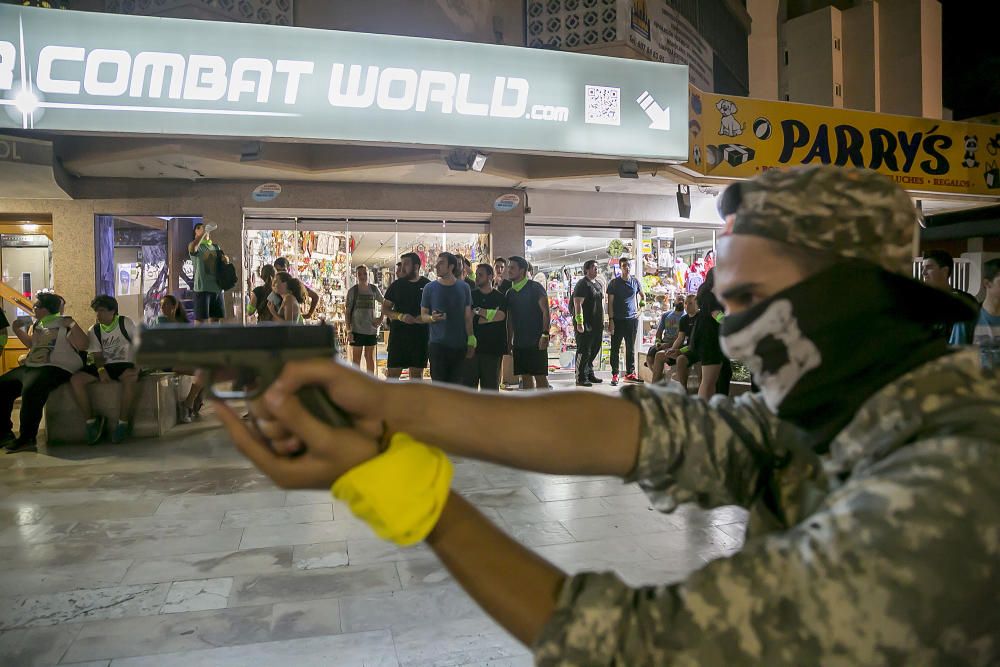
0, 4, 689, 162
675, 85, 1000, 205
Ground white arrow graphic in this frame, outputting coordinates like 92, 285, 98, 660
636, 91, 670, 131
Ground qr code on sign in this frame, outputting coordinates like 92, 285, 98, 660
585, 85, 621, 126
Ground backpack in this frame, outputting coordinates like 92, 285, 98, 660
94, 317, 132, 347
214, 245, 238, 291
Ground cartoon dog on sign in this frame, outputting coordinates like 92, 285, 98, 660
717, 99, 744, 137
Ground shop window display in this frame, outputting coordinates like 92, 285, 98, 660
639, 228, 716, 349
527, 234, 632, 373
243, 229, 351, 344
243, 224, 489, 372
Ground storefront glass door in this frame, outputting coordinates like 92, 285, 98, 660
525, 226, 634, 375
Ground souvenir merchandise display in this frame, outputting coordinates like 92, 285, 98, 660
396, 234, 490, 280
638, 231, 715, 348
244, 230, 351, 344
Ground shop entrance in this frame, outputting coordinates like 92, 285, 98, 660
242, 215, 490, 376
95, 216, 200, 325
0, 221, 53, 373
638, 226, 718, 351
525, 225, 635, 376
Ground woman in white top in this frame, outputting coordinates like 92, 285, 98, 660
270, 272, 307, 324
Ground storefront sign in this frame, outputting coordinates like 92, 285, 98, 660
493, 194, 520, 212
0, 134, 50, 164
0, 5, 689, 161
252, 183, 282, 202
686, 86, 1000, 196
627, 1, 713, 92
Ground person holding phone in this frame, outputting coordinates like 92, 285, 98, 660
420, 252, 473, 385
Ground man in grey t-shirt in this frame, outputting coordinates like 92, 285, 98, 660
346, 265, 384, 375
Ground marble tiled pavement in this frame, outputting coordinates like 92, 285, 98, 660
0, 374, 747, 666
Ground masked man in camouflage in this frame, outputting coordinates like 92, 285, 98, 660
220, 166, 1000, 665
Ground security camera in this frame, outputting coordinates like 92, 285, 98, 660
595, 185, 601, 192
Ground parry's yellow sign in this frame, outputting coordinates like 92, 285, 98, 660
686, 86, 1000, 197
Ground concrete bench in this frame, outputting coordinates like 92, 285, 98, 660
44, 372, 179, 443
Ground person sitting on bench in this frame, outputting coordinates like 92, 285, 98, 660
70, 295, 140, 445
0, 292, 88, 453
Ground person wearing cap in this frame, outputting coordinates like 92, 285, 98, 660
217, 166, 999, 665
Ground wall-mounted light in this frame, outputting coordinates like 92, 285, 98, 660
20, 223, 39, 232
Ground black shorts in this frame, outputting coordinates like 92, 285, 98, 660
82, 362, 135, 381
387, 328, 428, 369
194, 291, 224, 320
350, 333, 378, 347
512, 347, 548, 377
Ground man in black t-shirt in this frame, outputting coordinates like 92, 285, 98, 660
383, 252, 431, 380
505, 256, 551, 390
463, 264, 507, 391
572, 260, 605, 387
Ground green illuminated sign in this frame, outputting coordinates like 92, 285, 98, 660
0, 5, 688, 161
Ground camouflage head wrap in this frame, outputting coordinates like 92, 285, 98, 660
718, 166, 920, 276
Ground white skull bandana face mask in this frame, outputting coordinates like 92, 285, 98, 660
720, 299, 821, 412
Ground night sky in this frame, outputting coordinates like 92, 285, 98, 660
942, 1, 1000, 120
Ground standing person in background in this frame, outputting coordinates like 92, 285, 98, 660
270, 272, 306, 324
505, 256, 551, 390
0, 303, 9, 352
573, 260, 604, 387
494, 257, 512, 293
0, 293, 87, 453
921, 250, 979, 344
273, 257, 320, 320
972, 258, 1000, 370
492, 257, 515, 389
420, 252, 474, 385
465, 263, 507, 391
689, 269, 732, 400
248, 264, 277, 324
383, 253, 431, 381
459, 256, 477, 291
187, 222, 224, 324
607, 257, 644, 386
71, 296, 140, 445
346, 265, 384, 375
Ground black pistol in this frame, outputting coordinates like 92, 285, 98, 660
136, 323, 351, 429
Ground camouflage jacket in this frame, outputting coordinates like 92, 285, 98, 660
534, 350, 1000, 665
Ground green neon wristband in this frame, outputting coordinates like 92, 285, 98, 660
485, 308, 498, 322
714, 312, 725, 323
680, 346, 689, 354
574, 313, 584, 324
467, 335, 478, 347
246, 304, 257, 315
